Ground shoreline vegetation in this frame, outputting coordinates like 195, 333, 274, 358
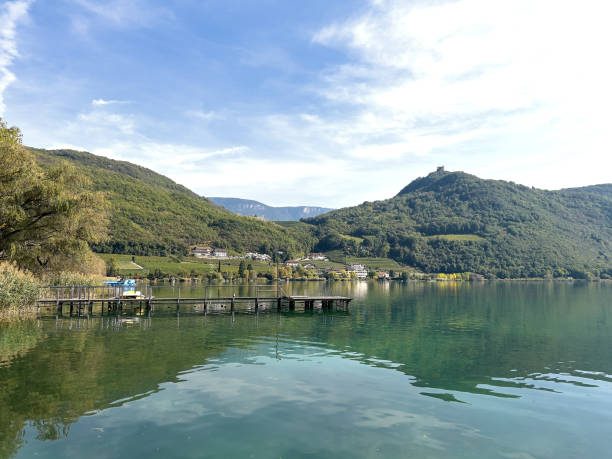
1, 117, 611, 317
0, 118, 107, 317
0, 264, 104, 318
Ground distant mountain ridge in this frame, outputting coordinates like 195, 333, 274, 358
209, 197, 333, 221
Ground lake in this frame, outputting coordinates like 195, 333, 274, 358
1, 281, 611, 458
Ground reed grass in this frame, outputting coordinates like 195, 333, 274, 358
0, 262, 41, 315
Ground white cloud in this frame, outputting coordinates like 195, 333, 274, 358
20, 0, 612, 208
0, 0, 32, 114
126, 143, 250, 171
78, 110, 136, 135
92, 98, 130, 106
186, 109, 221, 121
73, 0, 172, 27
307, 0, 612, 190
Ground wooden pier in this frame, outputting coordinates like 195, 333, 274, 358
36, 284, 351, 316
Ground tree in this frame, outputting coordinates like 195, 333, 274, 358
106, 257, 117, 277
0, 118, 108, 275
238, 260, 246, 278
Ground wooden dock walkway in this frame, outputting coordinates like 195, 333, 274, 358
36, 285, 351, 316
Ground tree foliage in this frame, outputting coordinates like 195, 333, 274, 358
30, 148, 313, 258
0, 119, 108, 275
304, 169, 612, 278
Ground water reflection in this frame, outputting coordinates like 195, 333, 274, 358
1, 282, 611, 458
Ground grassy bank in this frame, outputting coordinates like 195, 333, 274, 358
96, 252, 419, 281
324, 251, 404, 271
97, 253, 277, 278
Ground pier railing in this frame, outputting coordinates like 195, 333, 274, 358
37, 283, 351, 315
39, 283, 283, 302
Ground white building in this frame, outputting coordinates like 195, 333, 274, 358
190, 246, 212, 258
244, 252, 272, 262
213, 248, 228, 257
309, 253, 328, 261
347, 263, 368, 279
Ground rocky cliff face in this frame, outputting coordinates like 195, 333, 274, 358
209, 197, 333, 221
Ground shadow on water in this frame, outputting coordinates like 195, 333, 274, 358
1, 281, 611, 457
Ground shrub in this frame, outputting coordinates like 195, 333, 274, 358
0, 262, 41, 313
47, 271, 102, 287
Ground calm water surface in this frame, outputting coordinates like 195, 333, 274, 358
1, 281, 611, 458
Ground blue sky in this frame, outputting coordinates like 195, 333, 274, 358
1, 0, 611, 207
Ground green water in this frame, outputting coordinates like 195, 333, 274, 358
1, 281, 611, 458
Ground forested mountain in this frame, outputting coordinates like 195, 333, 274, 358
209, 197, 332, 221
29, 148, 314, 257
304, 169, 612, 279
27, 149, 612, 278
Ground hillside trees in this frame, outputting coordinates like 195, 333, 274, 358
304, 169, 612, 278
32, 148, 312, 258
0, 119, 108, 276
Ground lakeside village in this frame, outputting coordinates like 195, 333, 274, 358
105, 245, 477, 284
189, 245, 388, 281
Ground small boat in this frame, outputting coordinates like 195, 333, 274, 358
103, 278, 145, 299
119, 317, 140, 326
120, 290, 145, 299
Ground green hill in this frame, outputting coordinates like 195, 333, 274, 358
29, 148, 314, 257
304, 169, 612, 279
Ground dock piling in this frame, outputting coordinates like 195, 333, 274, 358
37, 284, 351, 315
